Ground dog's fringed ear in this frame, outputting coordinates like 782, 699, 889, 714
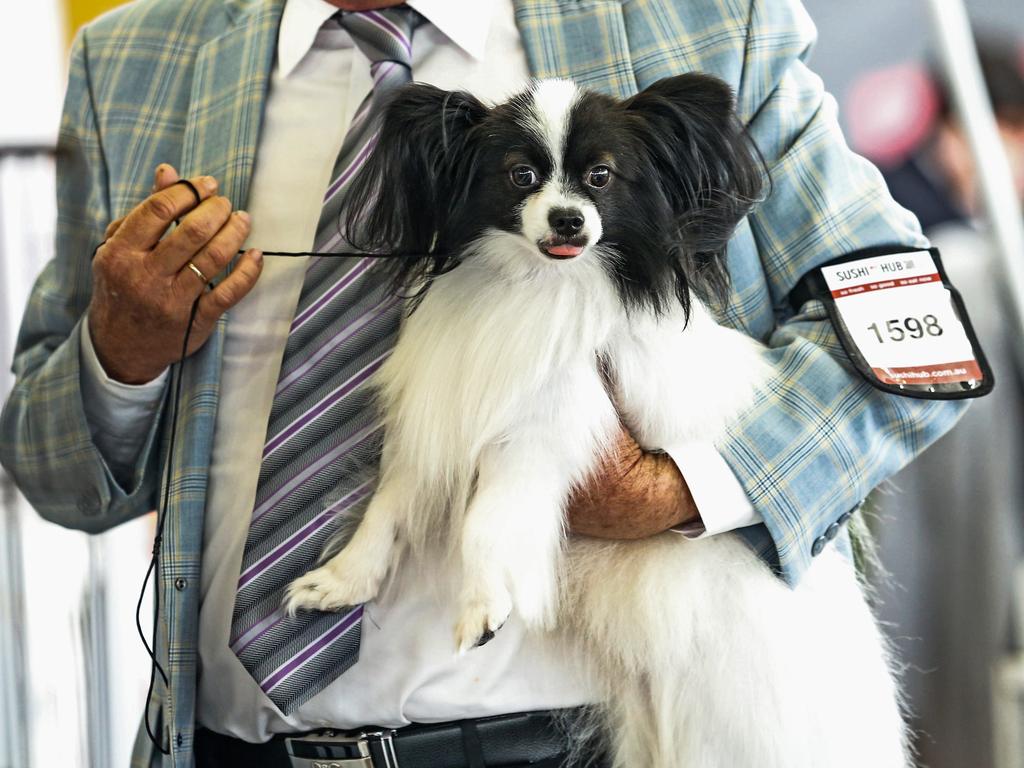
340, 83, 489, 289
625, 74, 767, 305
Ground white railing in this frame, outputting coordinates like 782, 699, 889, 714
0, 152, 154, 768
926, 3, 1024, 765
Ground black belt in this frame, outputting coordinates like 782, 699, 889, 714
194, 709, 597, 768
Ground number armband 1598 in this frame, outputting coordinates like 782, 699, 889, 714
788, 245, 993, 400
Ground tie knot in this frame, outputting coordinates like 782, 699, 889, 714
336, 6, 419, 68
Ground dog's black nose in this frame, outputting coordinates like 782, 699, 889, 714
548, 208, 585, 236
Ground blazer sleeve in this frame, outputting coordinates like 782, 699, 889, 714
721, 0, 968, 584
0, 30, 166, 533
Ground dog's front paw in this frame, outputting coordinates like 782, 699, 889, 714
454, 587, 513, 655
283, 558, 381, 616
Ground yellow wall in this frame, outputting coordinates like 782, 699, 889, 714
66, 0, 128, 42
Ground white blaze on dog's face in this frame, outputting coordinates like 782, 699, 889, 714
341, 74, 764, 317
514, 80, 604, 262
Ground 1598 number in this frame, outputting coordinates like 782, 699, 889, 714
867, 315, 943, 343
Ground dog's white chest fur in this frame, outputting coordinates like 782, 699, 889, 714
375, 257, 622, 530
285, 261, 908, 768
376, 250, 766, 525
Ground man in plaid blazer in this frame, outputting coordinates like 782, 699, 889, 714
0, 0, 965, 765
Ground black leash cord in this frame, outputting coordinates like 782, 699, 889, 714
138, 296, 199, 755
239, 248, 391, 257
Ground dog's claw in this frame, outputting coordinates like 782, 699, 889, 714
455, 592, 512, 655
475, 628, 496, 647
474, 617, 508, 648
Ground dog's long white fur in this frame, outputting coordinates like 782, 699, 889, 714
285, 80, 910, 767
286, 235, 908, 767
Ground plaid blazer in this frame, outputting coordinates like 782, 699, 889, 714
0, 0, 966, 764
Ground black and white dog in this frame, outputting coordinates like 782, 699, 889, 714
286, 75, 909, 768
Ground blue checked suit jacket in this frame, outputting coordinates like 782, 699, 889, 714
0, 0, 966, 764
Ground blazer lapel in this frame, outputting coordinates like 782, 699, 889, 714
180, 0, 284, 214
512, 0, 637, 98
163, 0, 283, 541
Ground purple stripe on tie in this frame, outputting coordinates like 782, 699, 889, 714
237, 507, 330, 590
261, 606, 363, 694
323, 133, 379, 202
232, 482, 371, 652
364, 10, 411, 54
252, 422, 380, 523
265, 352, 386, 459
237, 481, 372, 591
314, 225, 352, 255
277, 295, 395, 397
371, 60, 397, 85
348, 98, 373, 133
230, 609, 285, 652
289, 258, 372, 333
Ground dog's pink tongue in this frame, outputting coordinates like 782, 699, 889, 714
546, 244, 583, 258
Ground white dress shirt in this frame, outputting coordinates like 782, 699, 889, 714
78, 0, 759, 740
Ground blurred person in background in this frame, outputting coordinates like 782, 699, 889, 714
866, 36, 1024, 768
884, 38, 1024, 229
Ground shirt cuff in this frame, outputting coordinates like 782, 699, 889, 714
79, 317, 168, 480
664, 442, 760, 538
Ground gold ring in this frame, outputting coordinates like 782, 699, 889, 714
187, 261, 209, 284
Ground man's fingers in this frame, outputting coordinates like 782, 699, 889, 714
147, 195, 233, 276
195, 249, 264, 326
101, 165, 182, 246
151, 163, 181, 193
104, 216, 126, 240
175, 210, 252, 294
115, 174, 219, 251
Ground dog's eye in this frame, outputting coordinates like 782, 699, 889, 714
509, 165, 539, 188
586, 166, 611, 188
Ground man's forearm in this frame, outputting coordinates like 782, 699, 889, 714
567, 430, 699, 539
0, 314, 162, 533
79, 317, 168, 488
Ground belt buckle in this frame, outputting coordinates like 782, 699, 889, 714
285, 728, 399, 768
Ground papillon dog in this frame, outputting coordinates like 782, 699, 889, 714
285, 74, 909, 768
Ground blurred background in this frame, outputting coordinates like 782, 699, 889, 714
1, 1, 1023, 766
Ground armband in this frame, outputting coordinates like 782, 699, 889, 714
789, 245, 993, 400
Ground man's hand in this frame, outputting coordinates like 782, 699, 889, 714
88, 164, 263, 384
567, 425, 700, 539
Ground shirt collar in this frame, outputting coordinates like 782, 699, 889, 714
278, 0, 494, 78
407, 0, 493, 61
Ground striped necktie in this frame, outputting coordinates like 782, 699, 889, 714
229, 7, 419, 714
